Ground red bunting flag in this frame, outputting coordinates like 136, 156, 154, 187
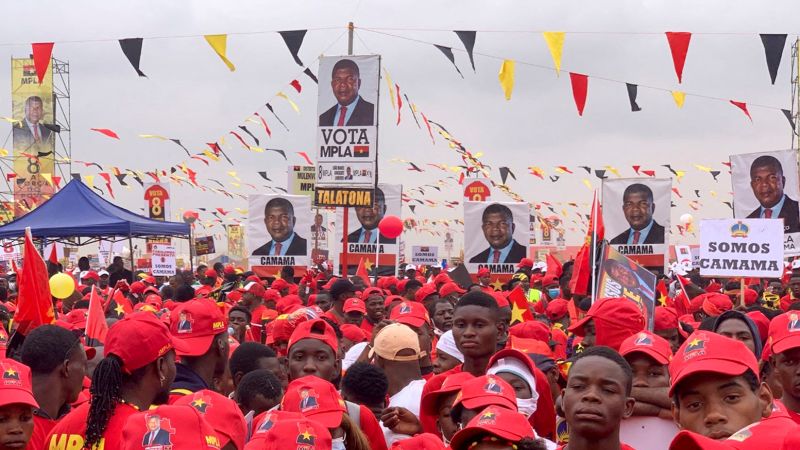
666, 32, 692, 83
569, 72, 588, 116
86, 286, 108, 344
15, 228, 55, 334
290, 79, 302, 93
396, 84, 403, 125
297, 151, 313, 166
632, 165, 641, 175
421, 112, 435, 144
672, 187, 683, 198
52, 176, 61, 187
90, 128, 120, 139
31, 43, 54, 84
47, 244, 58, 265
254, 113, 272, 138
729, 100, 752, 122
356, 257, 372, 288
508, 286, 534, 325
642, 170, 656, 177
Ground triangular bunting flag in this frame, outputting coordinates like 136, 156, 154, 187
434, 45, 464, 78
204, 34, 235, 71
569, 72, 588, 116
454, 30, 477, 72
781, 109, 795, 131
665, 32, 692, 83
290, 79, 302, 93
303, 67, 318, 84
31, 43, 54, 84
671, 91, 686, 109
279, 30, 307, 66
760, 34, 787, 85
498, 60, 515, 101
542, 32, 565, 76
499, 167, 516, 184
626, 83, 641, 112
729, 100, 752, 122
118, 38, 147, 77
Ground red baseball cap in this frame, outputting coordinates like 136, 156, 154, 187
768, 312, 800, 354
271, 279, 289, 291
746, 310, 769, 344
263, 288, 280, 302
174, 389, 246, 450
668, 428, 767, 450
569, 297, 646, 351
545, 298, 569, 321
433, 273, 451, 285
449, 405, 534, 450
343, 298, 367, 314
477, 267, 491, 277
145, 294, 163, 308
130, 281, 146, 295
288, 319, 338, 354
143, 275, 157, 285
340, 324, 368, 343
702, 293, 733, 317
491, 291, 510, 308
414, 284, 438, 303
419, 372, 475, 433
361, 287, 383, 301
0, 358, 38, 409
439, 282, 466, 298
106, 311, 183, 373
619, 331, 673, 365
281, 376, 346, 428
654, 306, 679, 331
247, 412, 331, 450
509, 321, 550, 343
452, 374, 517, 412
389, 301, 431, 328
391, 433, 447, 450
121, 404, 222, 450
204, 269, 218, 279
65, 308, 88, 329
80, 270, 99, 281
669, 331, 759, 396
240, 281, 265, 297
384, 295, 405, 309
518, 258, 534, 269
169, 299, 228, 357
276, 295, 303, 314
542, 274, 559, 287
223, 265, 236, 276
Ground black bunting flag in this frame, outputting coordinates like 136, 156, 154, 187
258, 171, 272, 182
119, 38, 147, 77
579, 166, 591, 174
434, 45, 464, 78
760, 34, 787, 85
404, 94, 421, 128
279, 30, 307, 66
169, 139, 191, 157
626, 83, 642, 112
710, 171, 721, 181
594, 169, 607, 179
409, 205, 416, 214
781, 109, 795, 132
303, 67, 318, 84
265, 103, 289, 131
454, 30, 477, 72
238, 125, 259, 146
499, 167, 516, 184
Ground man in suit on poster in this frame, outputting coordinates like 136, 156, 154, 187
12, 96, 53, 145
318, 59, 375, 127
251, 197, 308, 256
469, 203, 527, 264
745, 155, 800, 233
610, 183, 666, 245
347, 187, 396, 244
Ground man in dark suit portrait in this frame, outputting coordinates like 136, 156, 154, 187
142, 415, 171, 446
610, 183, 666, 245
251, 197, 308, 256
469, 203, 527, 264
745, 155, 800, 233
318, 59, 375, 127
177, 311, 192, 332
347, 187, 395, 244
12, 96, 53, 146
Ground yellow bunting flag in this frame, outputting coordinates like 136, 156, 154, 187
0, 148, 8, 157
671, 91, 686, 109
582, 179, 592, 190
84, 175, 94, 187
384, 68, 397, 110
41, 173, 52, 185
675, 170, 686, 182
498, 60, 515, 101
138, 134, 168, 140
276, 92, 300, 113
204, 34, 236, 71
542, 32, 566, 75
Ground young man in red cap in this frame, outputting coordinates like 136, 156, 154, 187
768, 311, 800, 423
419, 372, 474, 441
545, 298, 571, 330
195, 269, 218, 298
449, 405, 548, 450
46, 312, 180, 450
168, 299, 230, 400
0, 358, 39, 450
343, 297, 366, 326
477, 268, 492, 292
324, 279, 357, 325
568, 297, 646, 352
669, 331, 796, 446
653, 306, 684, 354
361, 288, 385, 336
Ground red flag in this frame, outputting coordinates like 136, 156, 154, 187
290, 79, 302, 93
569, 72, 589, 116
666, 32, 692, 83
90, 128, 120, 139
730, 100, 752, 122
15, 228, 55, 334
47, 244, 58, 265
356, 257, 372, 288
546, 253, 563, 278
508, 286, 534, 324
32, 43, 54, 84
568, 191, 604, 295
86, 286, 108, 344
396, 84, 403, 125
297, 151, 314, 166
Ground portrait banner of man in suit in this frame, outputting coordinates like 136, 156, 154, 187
730, 150, 800, 256
596, 244, 657, 330
603, 178, 671, 270
248, 194, 311, 272
464, 201, 530, 275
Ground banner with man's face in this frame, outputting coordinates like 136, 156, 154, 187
603, 178, 671, 272
332, 184, 401, 276
247, 194, 311, 276
597, 244, 657, 330
730, 150, 800, 256
464, 201, 530, 275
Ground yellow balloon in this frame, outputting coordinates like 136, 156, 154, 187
49, 273, 75, 299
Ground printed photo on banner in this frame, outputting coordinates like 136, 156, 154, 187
464, 201, 530, 274
332, 184, 401, 276
462, 178, 494, 201
596, 244, 657, 330
247, 194, 311, 269
698, 218, 784, 278
729, 149, 800, 256
603, 178, 671, 271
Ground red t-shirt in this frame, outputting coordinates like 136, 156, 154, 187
356, 403, 388, 450
777, 399, 800, 425
29, 415, 57, 450
45, 402, 139, 450
323, 309, 343, 325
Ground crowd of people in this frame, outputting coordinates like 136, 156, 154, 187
1, 255, 800, 449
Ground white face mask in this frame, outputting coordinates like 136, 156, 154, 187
517, 396, 537, 418
331, 437, 346, 450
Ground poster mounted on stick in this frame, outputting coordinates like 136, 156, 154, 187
596, 244, 657, 330
151, 244, 176, 276
288, 165, 316, 197
464, 201, 530, 277
411, 246, 439, 266
699, 219, 784, 278
247, 194, 312, 277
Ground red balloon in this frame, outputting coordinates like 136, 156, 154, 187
378, 215, 403, 239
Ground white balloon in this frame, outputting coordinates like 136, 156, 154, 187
679, 213, 694, 224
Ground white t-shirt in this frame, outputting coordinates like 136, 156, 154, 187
381, 379, 427, 445
620, 416, 678, 450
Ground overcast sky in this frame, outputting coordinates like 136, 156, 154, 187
1, 0, 799, 260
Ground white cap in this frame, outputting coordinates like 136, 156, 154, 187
533, 261, 548, 271
405, 264, 417, 271
79, 270, 89, 280
98, 269, 110, 276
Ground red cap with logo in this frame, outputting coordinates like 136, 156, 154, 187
702, 293, 733, 317
477, 267, 491, 277
452, 374, 517, 412
174, 389, 246, 450
65, 308, 88, 329
246, 412, 331, 450
568, 297, 646, 351
121, 404, 222, 450
414, 284, 438, 303
343, 298, 367, 314
288, 319, 338, 354
81, 270, 100, 281
271, 279, 289, 291
169, 299, 228, 357
545, 298, 569, 321
0, 358, 38, 408
439, 282, 465, 298
619, 331, 673, 365
281, 376, 346, 428
419, 372, 475, 433
106, 311, 182, 373
204, 268, 218, 279
360, 287, 383, 301
768, 311, 800, 354
669, 331, 758, 396
449, 405, 534, 450
389, 301, 431, 328
433, 273, 451, 285
391, 433, 447, 450
240, 281, 265, 297
509, 320, 550, 343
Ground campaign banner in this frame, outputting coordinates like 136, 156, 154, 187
463, 178, 493, 201
12, 58, 56, 217
464, 201, 530, 275
603, 178, 671, 271
146, 237, 171, 254
144, 183, 171, 220
151, 244, 176, 276
288, 165, 316, 197
730, 150, 800, 256
194, 236, 216, 256
247, 194, 311, 275
596, 244, 657, 330
412, 246, 439, 265
226, 224, 245, 259
332, 184, 401, 276
314, 55, 380, 207
675, 245, 693, 272
311, 211, 329, 251
699, 219, 784, 278
0, 241, 19, 262
539, 215, 565, 248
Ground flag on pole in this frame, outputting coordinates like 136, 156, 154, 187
15, 228, 55, 334
86, 286, 109, 344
